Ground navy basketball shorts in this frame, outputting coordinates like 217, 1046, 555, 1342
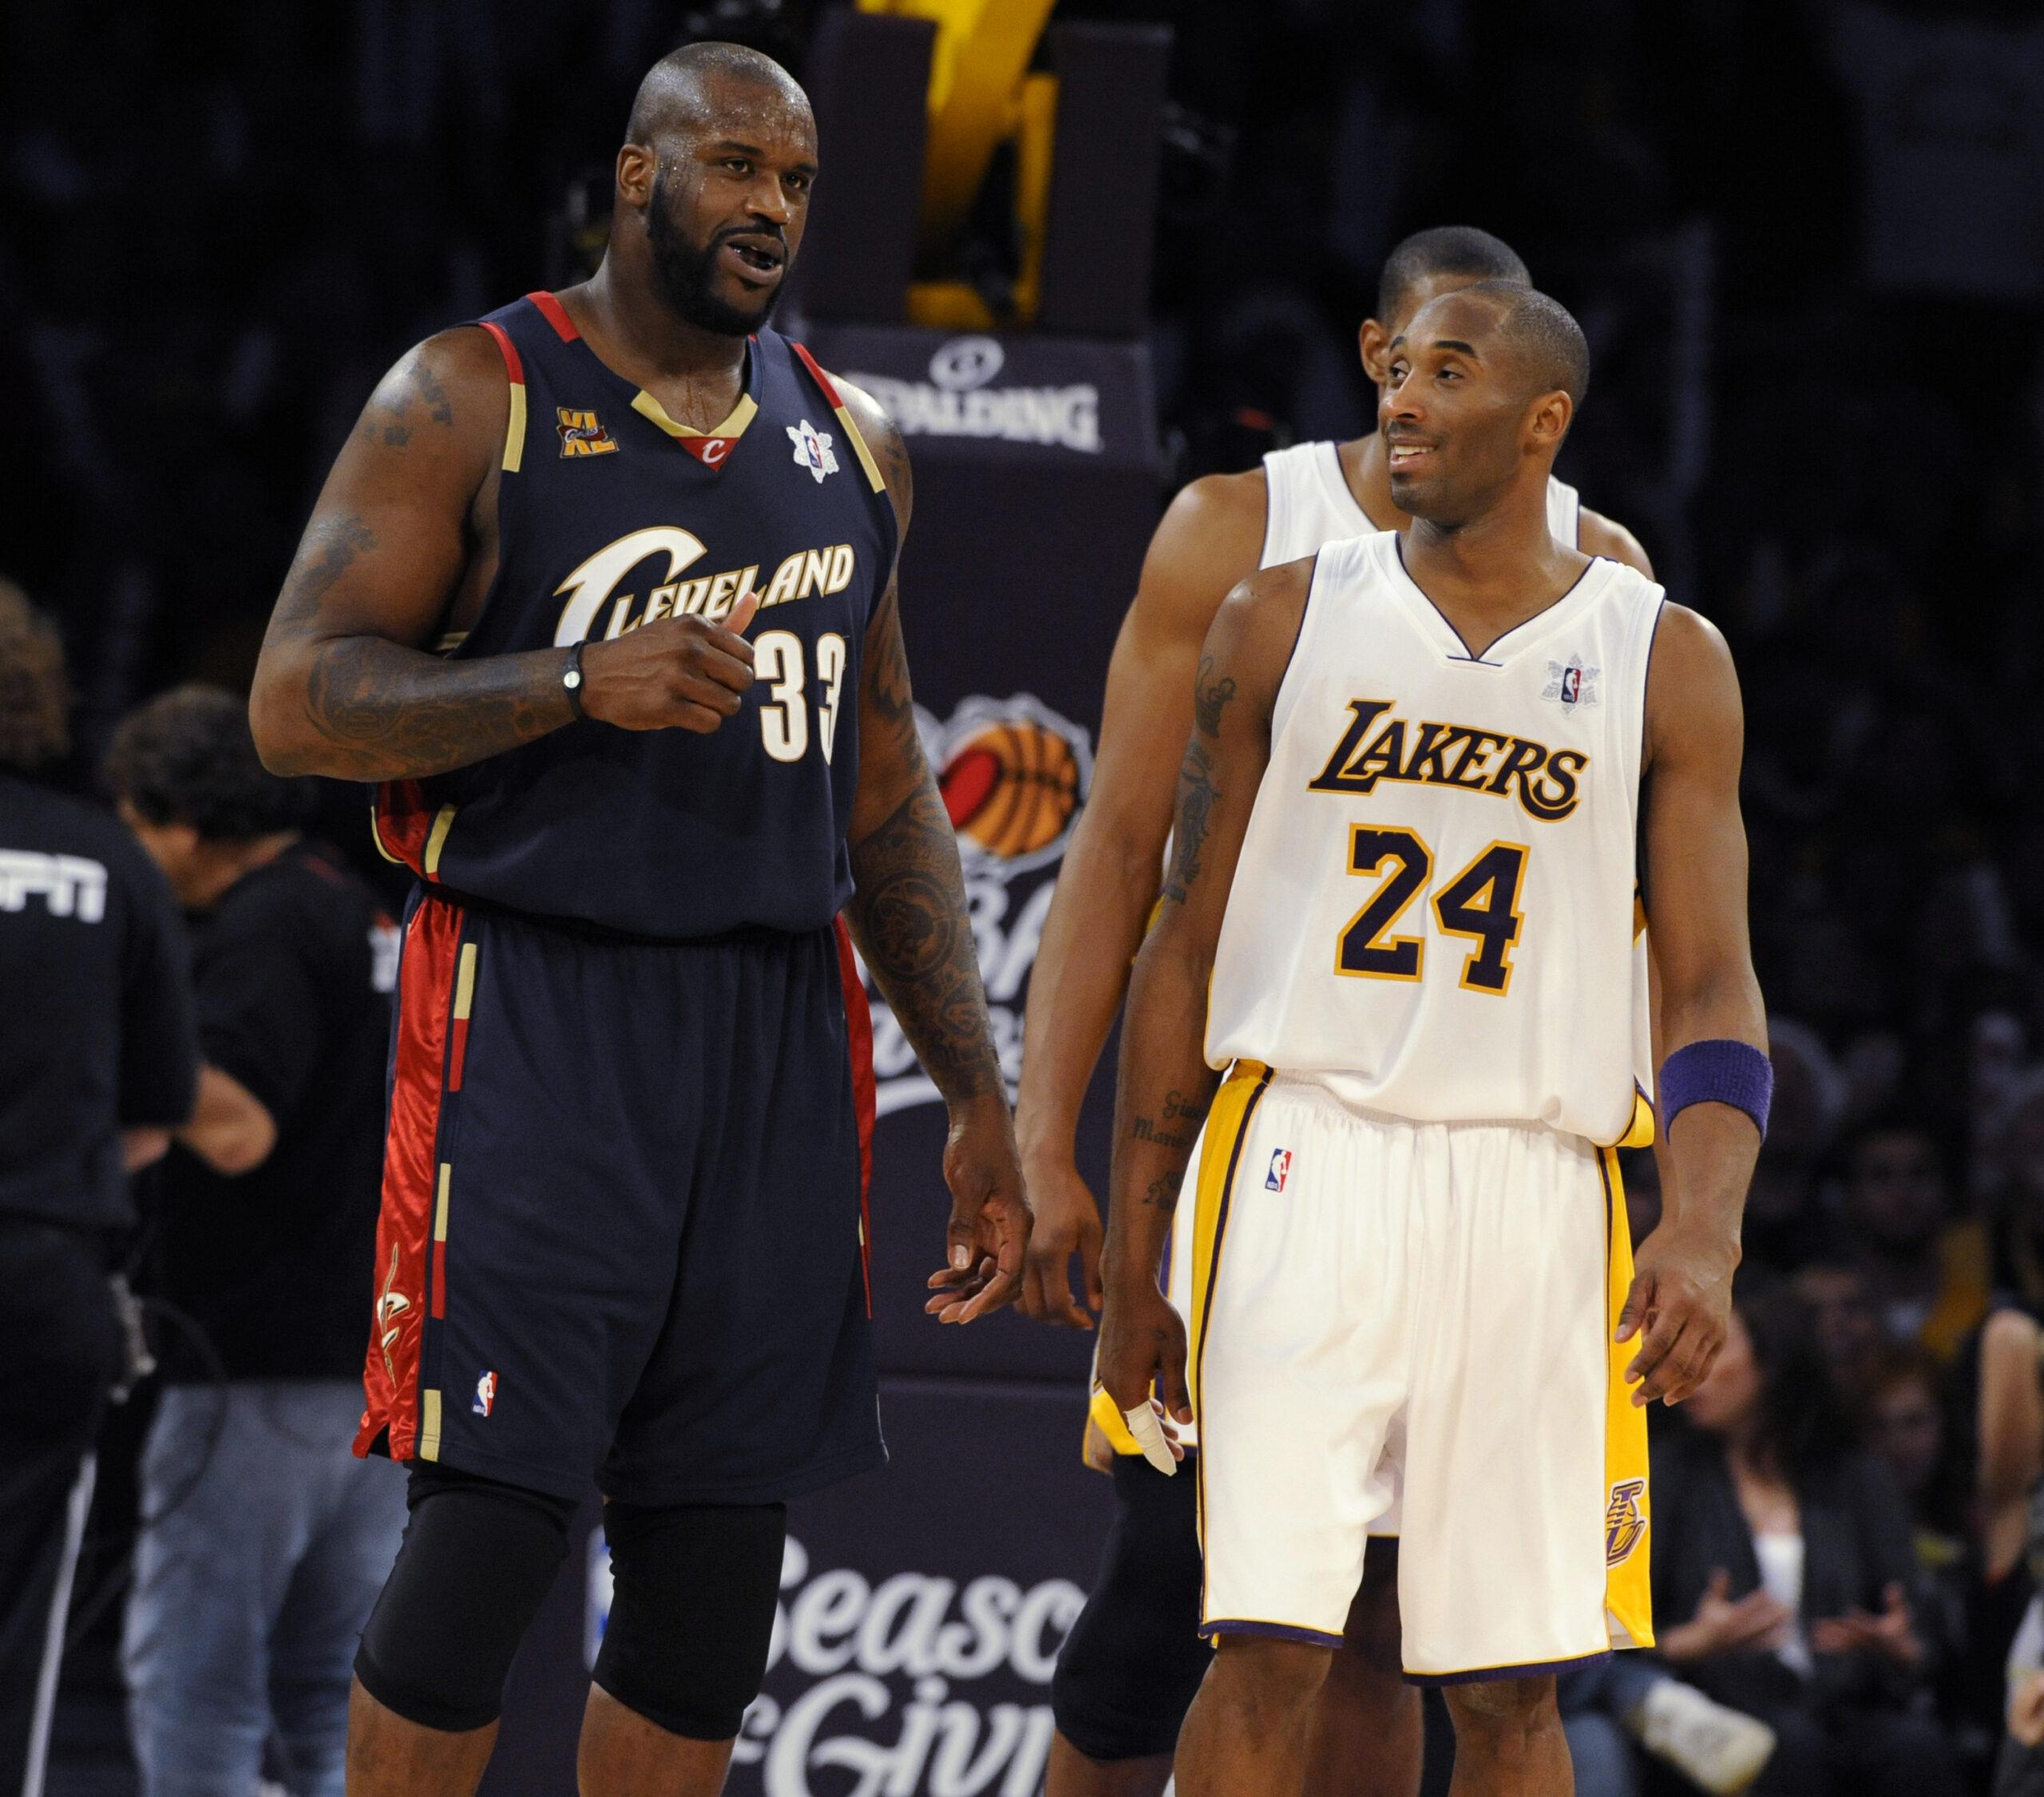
354, 890, 883, 1506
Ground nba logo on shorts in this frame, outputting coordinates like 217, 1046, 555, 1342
473, 1371, 497, 1418
1266, 1149, 1292, 1192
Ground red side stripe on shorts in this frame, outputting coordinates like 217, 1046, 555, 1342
372, 779, 431, 877
355, 897, 463, 1463
834, 917, 877, 1316
527, 291, 580, 341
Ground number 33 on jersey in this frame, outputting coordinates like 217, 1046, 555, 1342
1206, 531, 1665, 1148
372, 293, 897, 940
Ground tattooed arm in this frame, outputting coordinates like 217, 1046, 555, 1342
1095, 555, 1313, 1431
250, 328, 759, 780
835, 382, 1029, 1322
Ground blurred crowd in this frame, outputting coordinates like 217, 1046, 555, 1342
4, 0, 2044, 1791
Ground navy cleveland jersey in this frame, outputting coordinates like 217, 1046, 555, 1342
374, 291, 897, 939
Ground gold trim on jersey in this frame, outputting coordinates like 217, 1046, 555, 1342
1601, 1147, 1654, 1649
630, 388, 759, 443
831, 402, 888, 495
422, 805, 458, 881
1189, 1061, 1272, 1419
501, 379, 527, 473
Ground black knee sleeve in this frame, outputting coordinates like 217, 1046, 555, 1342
592, 1499, 786, 1741
1052, 1453, 1211, 1760
354, 1464, 577, 1732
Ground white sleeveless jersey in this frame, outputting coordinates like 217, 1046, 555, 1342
1261, 439, 1583, 567
1205, 530, 1663, 1143
1114, 447, 1636, 1464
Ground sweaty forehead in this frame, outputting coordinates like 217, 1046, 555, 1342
655, 72, 816, 153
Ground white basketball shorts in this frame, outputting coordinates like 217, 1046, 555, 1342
1189, 1063, 1654, 1682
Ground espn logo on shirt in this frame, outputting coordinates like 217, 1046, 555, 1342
1266, 1149, 1292, 1192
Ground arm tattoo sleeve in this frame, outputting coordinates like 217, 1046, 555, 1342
295, 636, 572, 780
1193, 654, 1238, 738
845, 522, 1001, 1103
262, 511, 572, 781
846, 773, 1004, 1103
1160, 738, 1220, 905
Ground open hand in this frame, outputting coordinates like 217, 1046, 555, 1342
1811, 1582, 1921, 1668
580, 589, 759, 732
1660, 1568, 1792, 1663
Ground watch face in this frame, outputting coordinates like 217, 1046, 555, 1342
564, 669, 583, 687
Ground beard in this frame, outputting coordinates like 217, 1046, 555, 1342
645, 171, 782, 336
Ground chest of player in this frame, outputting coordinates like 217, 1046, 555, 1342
469, 306, 890, 663
1274, 542, 1654, 840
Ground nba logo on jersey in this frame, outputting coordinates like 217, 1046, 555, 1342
473, 1371, 497, 1418
1543, 655, 1601, 710
787, 419, 840, 483
1266, 1149, 1292, 1192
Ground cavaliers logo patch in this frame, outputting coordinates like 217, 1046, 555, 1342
1605, 1478, 1647, 1566
557, 408, 618, 457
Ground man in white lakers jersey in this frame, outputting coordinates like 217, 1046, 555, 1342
1095, 284, 1768, 1796
1012, 228, 1654, 1797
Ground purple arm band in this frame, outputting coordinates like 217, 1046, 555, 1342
1659, 1039, 1772, 1139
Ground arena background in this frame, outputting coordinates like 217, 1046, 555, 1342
6, 0, 2043, 1791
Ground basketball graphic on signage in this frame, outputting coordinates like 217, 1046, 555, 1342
941, 718, 1083, 859
927, 695, 1092, 873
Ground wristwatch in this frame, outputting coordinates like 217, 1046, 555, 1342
562, 640, 587, 718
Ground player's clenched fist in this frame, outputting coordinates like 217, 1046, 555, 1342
580, 589, 761, 732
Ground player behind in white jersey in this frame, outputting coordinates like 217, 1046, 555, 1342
1007, 228, 1650, 1797
1095, 284, 1768, 1797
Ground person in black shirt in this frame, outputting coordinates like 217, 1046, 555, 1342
106, 686, 405, 1797
0, 584, 197, 1797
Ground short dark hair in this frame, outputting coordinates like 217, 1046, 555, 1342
1377, 226, 1530, 324
1460, 279, 1591, 407
0, 580, 71, 771
105, 686, 307, 841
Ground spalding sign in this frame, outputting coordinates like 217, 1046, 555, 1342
844, 338, 1101, 455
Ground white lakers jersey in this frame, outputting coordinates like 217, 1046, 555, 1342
1205, 530, 1662, 1144
1097, 448, 1631, 1464
1260, 439, 1583, 566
